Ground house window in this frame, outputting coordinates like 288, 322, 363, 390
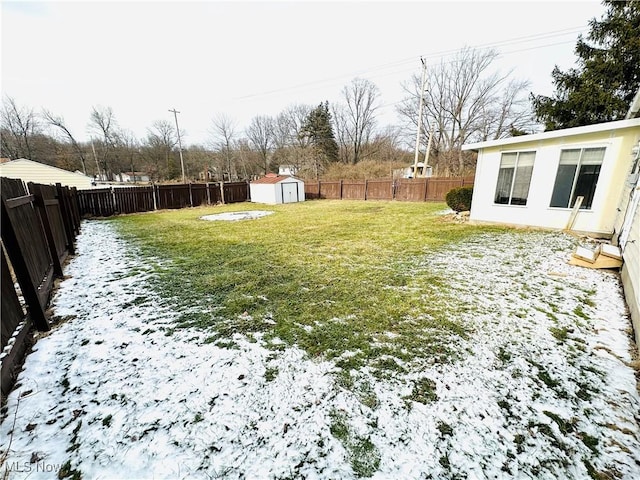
549, 147, 605, 209
494, 151, 535, 205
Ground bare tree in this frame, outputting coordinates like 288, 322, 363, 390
1, 96, 40, 160
42, 109, 88, 174
335, 78, 380, 164
397, 47, 533, 174
88, 106, 120, 179
117, 129, 140, 181
144, 119, 176, 180
246, 115, 275, 174
477, 78, 533, 140
272, 104, 313, 174
210, 114, 237, 181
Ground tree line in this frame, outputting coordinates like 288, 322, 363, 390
2, 1, 637, 182
0, 51, 532, 183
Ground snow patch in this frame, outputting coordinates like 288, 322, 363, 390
200, 210, 274, 222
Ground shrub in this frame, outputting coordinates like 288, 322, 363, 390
445, 186, 473, 212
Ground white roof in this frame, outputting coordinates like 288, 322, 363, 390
462, 117, 640, 152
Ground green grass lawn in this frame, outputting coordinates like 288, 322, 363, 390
113, 200, 504, 376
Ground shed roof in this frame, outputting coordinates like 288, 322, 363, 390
251, 173, 300, 184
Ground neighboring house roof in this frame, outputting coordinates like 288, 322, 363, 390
0, 158, 94, 189
462, 118, 640, 152
251, 173, 300, 184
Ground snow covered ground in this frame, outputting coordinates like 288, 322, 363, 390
1, 220, 639, 479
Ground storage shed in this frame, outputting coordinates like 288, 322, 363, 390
250, 173, 305, 204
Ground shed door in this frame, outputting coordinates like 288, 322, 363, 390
281, 182, 299, 203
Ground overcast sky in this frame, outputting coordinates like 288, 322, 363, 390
1, 0, 606, 147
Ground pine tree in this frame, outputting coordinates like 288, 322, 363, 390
300, 102, 339, 163
531, 0, 640, 130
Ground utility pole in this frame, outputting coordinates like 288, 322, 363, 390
423, 123, 435, 176
169, 108, 186, 183
412, 57, 427, 178
90, 140, 101, 180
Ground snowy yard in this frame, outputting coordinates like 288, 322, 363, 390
1, 216, 639, 479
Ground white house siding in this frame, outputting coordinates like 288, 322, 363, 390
468, 122, 640, 236
0, 158, 94, 189
620, 189, 640, 350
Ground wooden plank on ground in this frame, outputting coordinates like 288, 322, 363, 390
569, 255, 623, 269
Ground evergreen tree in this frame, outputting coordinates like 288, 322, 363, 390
300, 102, 339, 162
531, 0, 640, 130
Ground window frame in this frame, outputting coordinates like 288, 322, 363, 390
549, 146, 606, 210
493, 150, 536, 206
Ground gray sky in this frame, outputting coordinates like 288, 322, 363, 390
1, 0, 605, 146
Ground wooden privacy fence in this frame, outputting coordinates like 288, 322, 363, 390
77, 182, 248, 217
304, 176, 475, 202
1, 177, 81, 397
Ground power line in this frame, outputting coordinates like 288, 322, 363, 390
234, 25, 588, 102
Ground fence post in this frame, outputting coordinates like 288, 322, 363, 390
423, 178, 429, 202
152, 184, 158, 211
364, 179, 368, 201
220, 181, 225, 204
206, 182, 211, 205
188, 183, 194, 207
111, 186, 117, 214
0, 199, 50, 332
339, 180, 343, 200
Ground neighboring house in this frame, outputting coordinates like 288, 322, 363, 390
278, 165, 298, 176
118, 171, 151, 183
249, 173, 305, 205
0, 158, 95, 189
463, 94, 640, 352
393, 162, 433, 179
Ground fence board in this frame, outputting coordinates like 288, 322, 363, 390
395, 178, 428, 202
365, 179, 394, 200
1, 245, 25, 351
78, 188, 115, 217
208, 183, 223, 204
157, 184, 191, 209
304, 181, 320, 200
319, 181, 341, 199
342, 181, 366, 200
223, 182, 249, 203
29, 183, 67, 276
57, 184, 77, 254
114, 186, 155, 214
191, 184, 208, 207
1, 244, 33, 397
0, 177, 50, 331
